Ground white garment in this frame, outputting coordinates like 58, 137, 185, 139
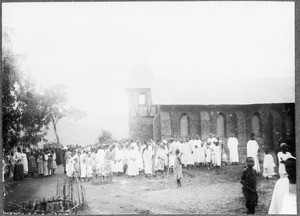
207, 137, 217, 146
134, 147, 143, 171
187, 140, 194, 165
227, 137, 239, 162
115, 149, 125, 173
212, 144, 222, 166
96, 149, 106, 175
163, 146, 169, 166
21, 153, 28, 174
143, 148, 153, 175
155, 148, 165, 171
199, 144, 206, 163
127, 149, 138, 176
66, 156, 74, 177
86, 156, 94, 178
268, 177, 297, 214
168, 142, 176, 167
247, 140, 260, 172
205, 144, 212, 163
193, 140, 202, 163
277, 151, 292, 175
263, 154, 275, 177
80, 153, 87, 178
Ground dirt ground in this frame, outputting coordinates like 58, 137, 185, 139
4, 164, 278, 214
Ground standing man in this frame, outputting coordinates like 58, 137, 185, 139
247, 133, 260, 173
227, 133, 239, 165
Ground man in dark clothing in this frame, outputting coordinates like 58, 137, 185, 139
241, 157, 258, 214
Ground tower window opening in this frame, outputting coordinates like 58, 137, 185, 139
139, 94, 146, 105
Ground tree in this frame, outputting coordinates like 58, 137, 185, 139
42, 85, 85, 145
2, 30, 23, 152
18, 79, 51, 147
2, 33, 52, 150
97, 129, 113, 144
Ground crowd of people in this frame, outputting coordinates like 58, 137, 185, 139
58, 132, 294, 183
3, 132, 296, 215
62, 134, 237, 182
3, 147, 65, 182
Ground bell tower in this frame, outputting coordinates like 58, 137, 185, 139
126, 55, 156, 142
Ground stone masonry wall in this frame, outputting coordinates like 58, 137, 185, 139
129, 117, 153, 143
157, 103, 294, 162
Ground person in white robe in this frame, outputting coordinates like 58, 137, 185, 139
206, 134, 217, 166
21, 149, 28, 176
247, 133, 260, 172
213, 140, 222, 168
155, 144, 166, 177
187, 138, 194, 168
143, 144, 153, 176
86, 152, 94, 180
268, 158, 296, 214
109, 145, 117, 174
227, 134, 239, 165
126, 146, 139, 177
277, 143, 293, 178
135, 143, 144, 172
52, 150, 57, 174
43, 152, 49, 176
80, 151, 87, 180
193, 136, 202, 165
262, 149, 276, 178
199, 141, 206, 165
168, 140, 176, 169
181, 139, 190, 167
205, 142, 212, 166
163, 140, 169, 169
115, 145, 125, 174
66, 152, 75, 178
207, 134, 217, 147
96, 147, 106, 176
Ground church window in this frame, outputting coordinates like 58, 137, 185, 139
217, 113, 226, 138
251, 113, 261, 137
180, 114, 189, 138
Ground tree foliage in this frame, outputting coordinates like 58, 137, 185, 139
2, 35, 23, 151
97, 129, 113, 144
42, 85, 86, 145
2, 30, 85, 151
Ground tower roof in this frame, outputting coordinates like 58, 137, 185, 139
126, 55, 154, 89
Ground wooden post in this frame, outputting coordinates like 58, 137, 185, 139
80, 181, 84, 205
63, 184, 66, 209
71, 180, 73, 203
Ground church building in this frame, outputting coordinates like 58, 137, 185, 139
126, 63, 295, 161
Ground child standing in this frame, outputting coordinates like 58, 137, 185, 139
174, 149, 183, 188
241, 157, 258, 214
263, 149, 276, 179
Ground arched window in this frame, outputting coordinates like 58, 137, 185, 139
251, 113, 261, 137
217, 113, 226, 138
180, 114, 188, 138
286, 115, 294, 137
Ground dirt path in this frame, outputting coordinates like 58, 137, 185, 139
4, 166, 67, 213
80, 165, 275, 214
4, 165, 277, 214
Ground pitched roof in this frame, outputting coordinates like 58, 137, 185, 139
151, 77, 294, 105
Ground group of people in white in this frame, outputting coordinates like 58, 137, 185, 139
61, 132, 296, 214
63, 133, 242, 180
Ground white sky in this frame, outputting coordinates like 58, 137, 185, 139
2, 2, 295, 143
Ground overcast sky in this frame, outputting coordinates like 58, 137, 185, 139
2, 2, 294, 143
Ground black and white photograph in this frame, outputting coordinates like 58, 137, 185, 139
2, 1, 296, 215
